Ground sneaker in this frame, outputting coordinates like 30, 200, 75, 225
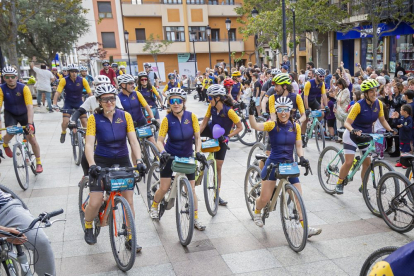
335, 184, 344, 194
308, 227, 322, 238
125, 240, 142, 253
253, 213, 263, 227
3, 146, 12, 158
403, 166, 408, 169
395, 162, 403, 167
60, 133, 66, 143
84, 228, 96, 245
36, 164, 43, 173
358, 184, 363, 193
218, 197, 228, 206
194, 219, 206, 231
150, 206, 159, 220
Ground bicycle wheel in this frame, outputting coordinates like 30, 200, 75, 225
362, 160, 394, 217
109, 196, 136, 271
244, 166, 262, 220
317, 146, 344, 194
73, 131, 83, 166
237, 119, 258, 146
246, 142, 266, 168
13, 144, 29, 191
359, 246, 398, 276
255, 117, 266, 143
203, 159, 219, 217
403, 167, 414, 203
0, 185, 28, 210
78, 177, 90, 232
377, 171, 414, 233
146, 162, 161, 210
176, 177, 194, 246
25, 142, 37, 175
314, 121, 325, 153
144, 140, 160, 168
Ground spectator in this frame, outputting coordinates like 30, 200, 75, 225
325, 69, 332, 90
247, 62, 253, 69
243, 79, 252, 104
380, 69, 390, 76
388, 81, 405, 113
307, 69, 314, 81
281, 65, 289, 74
329, 73, 340, 93
298, 69, 306, 90
281, 55, 290, 72
29, 60, 55, 112
393, 104, 412, 168
395, 62, 406, 76
397, 70, 407, 81
99, 61, 117, 87
252, 73, 262, 115
305, 62, 314, 81
196, 76, 203, 101
174, 70, 181, 83
377, 76, 386, 97
289, 72, 299, 94
326, 90, 337, 140
181, 75, 188, 89
334, 78, 350, 142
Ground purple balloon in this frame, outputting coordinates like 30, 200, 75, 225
212, 124, 225, 139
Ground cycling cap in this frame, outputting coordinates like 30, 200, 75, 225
275, 96, 293, 109
232, 71, 242, 77
223, 78, 234, 87
314, 68, 326, 76
117, 74, 135, 85
361, 79, 380, 92
2, 66, 18, 76
94, 75, 111, 85
95, 83, 117, 97
67, 64, 79, 72
272, 73, 291, 85
207, 84, 226, 96
167, 88, 187, 101
271, 68, 281, 76
138, 71, 148, 77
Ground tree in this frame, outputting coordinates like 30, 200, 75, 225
76, 42, 107, 76
142, 34, 172, 79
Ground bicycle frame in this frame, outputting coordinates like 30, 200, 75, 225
306, 116, 320, 140
0, 243, 31, 276
195, 152, 218, 189
14, 133, 35, 166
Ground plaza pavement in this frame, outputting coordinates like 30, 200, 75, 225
0, 94, 412, 276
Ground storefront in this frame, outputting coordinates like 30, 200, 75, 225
389, 34, 414, 73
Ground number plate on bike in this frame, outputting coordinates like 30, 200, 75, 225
6, 126, 24, 134
310, 110, 322, 118
278, 162, 300, 177
136, 127, 153, 138
201, 139, 219, 149
369, 134, 384, 144
174, 156, 196, 164
109, 178, 135, 191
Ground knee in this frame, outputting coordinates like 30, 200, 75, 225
87, 196, 102, 209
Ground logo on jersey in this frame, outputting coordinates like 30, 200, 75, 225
115, 118, 124, 124
16, 92, 22, 97
184, 119, 190, 125
131, 95, 136, 100
76, 83, 81, 86
288, 127, 294, 132
220, 114, 226, 118
373, 107, 378, 113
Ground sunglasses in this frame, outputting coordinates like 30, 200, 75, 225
100, 97, 116, 103
208, 96, 213, 101
168, 77, 175, 80
276, 107, 291, 113
4, 76, 16, 80
103, 64, 109, 66
318, 76, 325, 78
140, 78, 148, 82
169, 98, 183, 105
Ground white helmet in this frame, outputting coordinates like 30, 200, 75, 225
62, 66, 68, 71
274, 96, 293, 110
2, 66, 18, 76
166, 88, 187, 101
117, 74, 135, 85
119, 65, 126, 69
79, 66, 88, 72
315, 68, 326, 76
94, 75, 111, 86
271, 68, 281, 76
67, 64, 79, 72
95, 83, 117, 98
207, 84, 226, 97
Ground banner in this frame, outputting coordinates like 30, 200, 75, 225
337, 22, 414, 40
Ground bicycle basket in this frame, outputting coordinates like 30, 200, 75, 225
172, 156, 197, 174
201, 139, 220, 153
310, 110, 322, 118
103, 171, 135, 192
136, 126, 153, 138
6, 126, 24, 135
276, 162, 300, 179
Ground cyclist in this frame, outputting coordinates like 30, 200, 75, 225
162, 73, 181, 98
111, 63, 120, 77
80, 66, 94, 97
230, 71, 243, 102
51, 67, 63, 80
61, 66, 69, 77
99, 60, 117, 87
199, 84, 243, 206
84, 83, 145, 252
335, 79, 396, 194
119, 65, 126, 75
53, 64, 92, 143
261, 69, 281, 115
223, 78, 234, 96
248, 96, 322, 237
135, 71, 164, 122
144, 63, 159, 87
150, 88, 207, 230
368, 241, 414, 275
0, 66, 43, 173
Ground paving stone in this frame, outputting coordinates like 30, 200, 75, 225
172, 255, 232, 276
210, 233, 264, 255
124, 263, 176, 276
285, 260, 348, 276
222, 249, 282, 274
269, 243, 328, 266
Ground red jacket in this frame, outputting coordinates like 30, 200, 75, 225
99, 68, 117, 86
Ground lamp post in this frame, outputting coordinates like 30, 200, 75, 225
251, 8, 260, 68
290, 0, 297, 73
190, 32, 197, 80
282, 0, 287, 56
225, 18, 231, 68
124, 30, 132, 74
206, 25, 212, 69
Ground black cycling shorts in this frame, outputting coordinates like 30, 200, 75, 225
135, 117, 148, 128
308, 98, 321, 111
160, 158, 195, 181
327, 118, 336, 128
4, 110, 35, 134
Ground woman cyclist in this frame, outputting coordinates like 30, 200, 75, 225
135, 71, 164, 122
248, 96, 322, 237
83, 83, 145, 252
230, 71, 243, 102
150, 88, 207, 231
162, 73, 181, 98
335, 79, 396, 194
223, 78, 234, 97
199, 84, 243, 206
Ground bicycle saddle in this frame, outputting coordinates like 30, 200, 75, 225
400, 154, 414, 168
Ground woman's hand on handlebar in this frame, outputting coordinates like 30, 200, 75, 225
351, 129, 362, 136
0, 227, 27, 245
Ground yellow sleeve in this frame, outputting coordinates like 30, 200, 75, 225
296, 94, 305, 114
86, 115, 96, 136
0, 88, 3, 109
347, 103, 361, 121
58, 73, 63, 79
263, 121, 276, 132
378, 100, 384, 118
177, 83, 181, 88
228, 109, 241, 124
192, 113, 200, 133
205, 104, 212, 118
125, 112, 135, 132
159, 117, 168, 137
23, 86, 33, 105
135, 86, 138, 92
239, 85, 242, 92
136, 92, 148, 108
56, 78, 66, 93
269, 95, 275, 114
321, 82, 326, 94
120, 70, 124, 75
152, 86, 159, 97
82, 78, 91, 94
304, 81, 311, 96
296, 123, 301, 140
163, 85, 168, 93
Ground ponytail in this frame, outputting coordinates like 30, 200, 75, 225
221, 95, 234, 107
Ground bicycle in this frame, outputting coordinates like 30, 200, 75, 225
359, 246, 399, 276
79, 166, 142, 271
244, 155, 311, 252
2, 126, 38, 191
60, 108, 84, 166
147, 156, 197, 246
135, 121, 160, 172
229, 101, 259, 146
0, 184, 28, 210
318, 132, 394, 217
0, 209, 64, 276
302, 109, 327, 153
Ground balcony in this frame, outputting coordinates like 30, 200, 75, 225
122, 3, 162, 17
207, 3, 240, 16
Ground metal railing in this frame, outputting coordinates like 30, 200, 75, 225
122, 0, 239, 4
129, 39, 244, 43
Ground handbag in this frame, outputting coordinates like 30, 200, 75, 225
103, 170, 135, 192
171, 156, 197, 174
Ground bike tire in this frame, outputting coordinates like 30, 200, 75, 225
359, 246, 398, 276
280, 184, 308, 252
315, 121, 325, 153
0, 185, 28, 210
403, 166, 414, 203
203, 159, 219, 217
78, 177, 90, 232
246, 142, 266, 168
244, 165, 262, 220
13, 144, 29, 191
146, 162, 161, 211
377, 171, 414, 233
237, 119, 258, 146
144, 140, 160, 169
317, 146, 344, 194
25, 142, 37, 175
109, 196, 137, 271
362, 160, 394, 217
176, 177, 194, 246
74, 132, 83, 166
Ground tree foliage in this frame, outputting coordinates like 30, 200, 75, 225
76, 42, 107, 76
142, 34, 173, 76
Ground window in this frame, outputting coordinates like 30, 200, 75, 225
187, 0, 205, 3
228, 28, 236, 41
98, 2, 112, 18
189, 27, 206, 41
299, 37, 306, 51
165, 27, 185, 42
102, 32, 116, 48
211, 29, 220, 41
208, 0, 234, 4
162, 0, 182, 3
135, 28, 146, 42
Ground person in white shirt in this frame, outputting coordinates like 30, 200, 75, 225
29, 59, 55, 112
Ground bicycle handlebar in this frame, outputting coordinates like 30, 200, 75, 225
14, 209, 64, 234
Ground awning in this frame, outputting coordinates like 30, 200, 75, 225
337, 22, 414, 40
